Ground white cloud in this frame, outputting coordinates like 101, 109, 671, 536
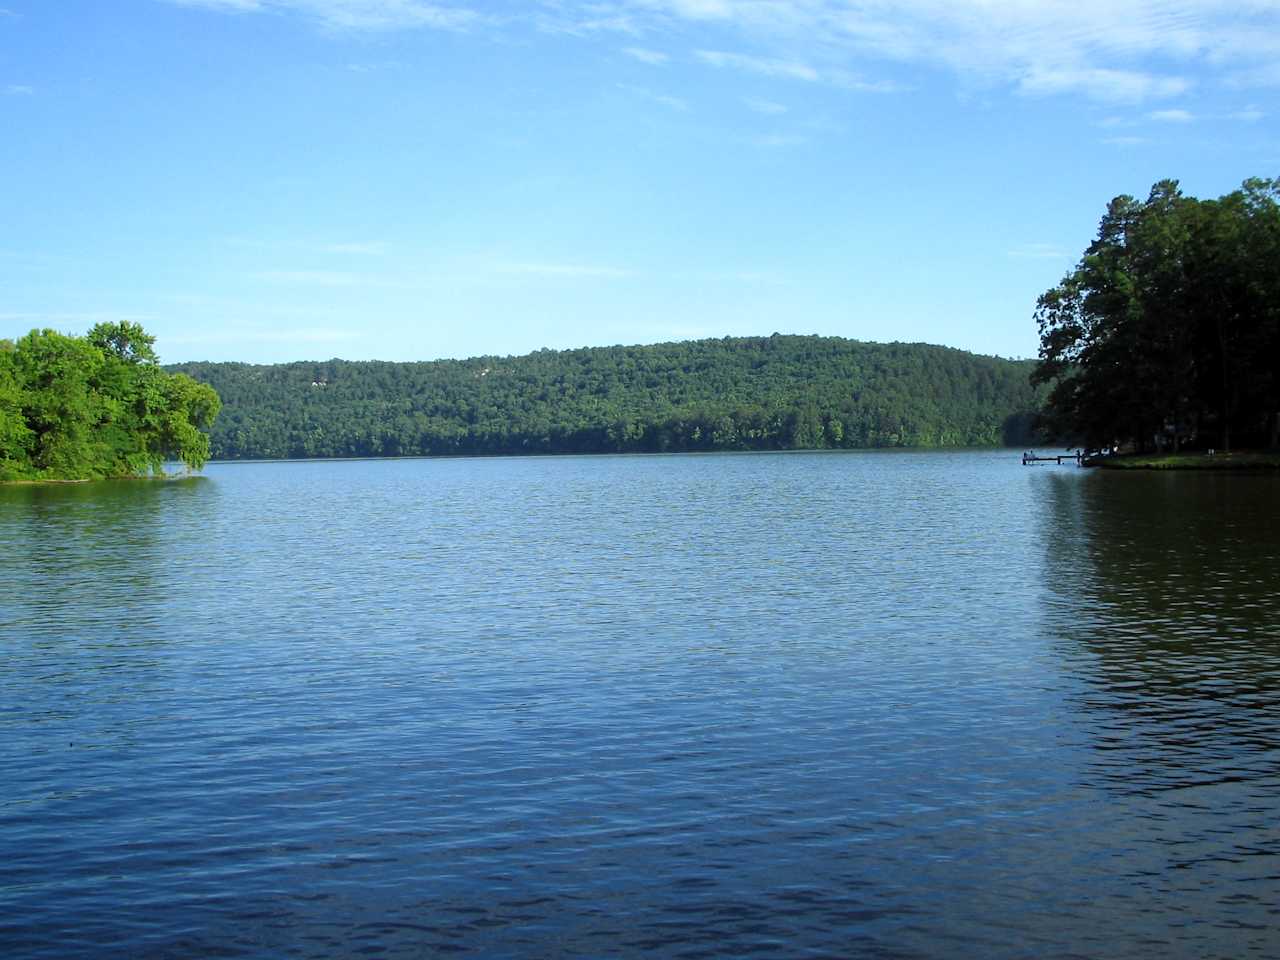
253, 269, 365, 285
618, 83, 688, 111
223, 236, 388, 256
161, 1, 1280, 103
743, 96, 787, 114
695, 49, 895, 92
165, 0, 265, 10
660, 0, 733, 19
1017, 65, 1191, 103
322, 241, 388, 255
1226, 62, 1280, 87
162, 0, 478, 31
498, 262, 636, 279
1148, 107, 1195, 122
696, 49, 818, 82
345, 60, 403, 73
826, 69, 902, 93
1229, 105, 1265, 122
623, 46, 669, 65
622, 2, 1269, 102
750, 133, 808, 147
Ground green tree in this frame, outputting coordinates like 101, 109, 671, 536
0, 324, 222, 480
1033, 177, 1280, 451
0, 341, 34, 479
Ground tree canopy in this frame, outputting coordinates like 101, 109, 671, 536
0, 322, 222, 481
1032, 177, 1280, 451
169, 335, 1042, 460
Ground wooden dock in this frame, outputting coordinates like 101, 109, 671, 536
1022, 451, 1084, 465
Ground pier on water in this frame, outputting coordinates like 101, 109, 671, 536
1022, 451, 1084, 466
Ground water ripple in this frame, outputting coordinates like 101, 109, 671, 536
2, 453, 1278, 958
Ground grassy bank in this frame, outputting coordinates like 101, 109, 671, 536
1092, 450, 1280, 470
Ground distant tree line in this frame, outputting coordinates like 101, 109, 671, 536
1033, 177, 1280, 451
0, 323, 221, 481
168, 335, 1042, 461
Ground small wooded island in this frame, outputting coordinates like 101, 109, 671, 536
0, 323, 221, 482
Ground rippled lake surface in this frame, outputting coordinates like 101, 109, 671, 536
3, 451, 1278, 959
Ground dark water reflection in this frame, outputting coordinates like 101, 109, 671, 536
1038, 472, 1280, 956
1043, 472, 1280, 790
1, 454, 1277, 958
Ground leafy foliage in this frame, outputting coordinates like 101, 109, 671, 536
1033, 177, 1280, 451
0, 323, 222, 481
169, 335, 1041, 460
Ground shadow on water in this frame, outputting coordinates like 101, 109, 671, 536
1038, 470, 1280, 794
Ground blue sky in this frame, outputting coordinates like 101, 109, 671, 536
1, 1, 1275, 364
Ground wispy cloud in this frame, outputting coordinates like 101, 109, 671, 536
252, 269, 365, 286
696, 49, 895, 92
1226, 62, 1280, 88
224, 236, 388, 256
1018, 65, 1190, 103
618, 83, 688, 111
345, 60, 403, 73
321, 241, 388, 255
622, 46, 669, 65
614, 2, 1269, 103
162, 0, 479, 31
163, 0, 266, 11
1148, 107, 1194, 122
161, 1, 1280, 104
749, 133, 808, 148
742, 96, 787, 115
696, 49, 818, 82
498, 262, 636, 279
1229, 105, 1265, 122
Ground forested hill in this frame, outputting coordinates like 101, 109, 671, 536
169, 335, 1041, 461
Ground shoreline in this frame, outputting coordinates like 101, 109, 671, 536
0, 473, 203, 486
1090, 451, 1280, 471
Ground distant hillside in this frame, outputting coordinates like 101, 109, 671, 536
169, 335, 1042, 460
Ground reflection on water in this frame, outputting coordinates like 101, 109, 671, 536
1, 455, 1278, 959
1035, 471, 1280, 957
2, 478, 214, 643
1042, 472, 1280, 792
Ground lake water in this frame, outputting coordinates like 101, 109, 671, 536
2, 450, 1278, 959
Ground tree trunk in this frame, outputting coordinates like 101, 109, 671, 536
1218, 317, 1232, 453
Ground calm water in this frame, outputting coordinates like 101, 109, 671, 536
2, 450, 1278, 959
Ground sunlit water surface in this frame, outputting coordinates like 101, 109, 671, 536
2, 451, 1278, 958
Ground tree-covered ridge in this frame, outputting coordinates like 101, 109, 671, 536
169, 335, 1041, 461
0, 323, 221, 481
1033, 177, 1280, 451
